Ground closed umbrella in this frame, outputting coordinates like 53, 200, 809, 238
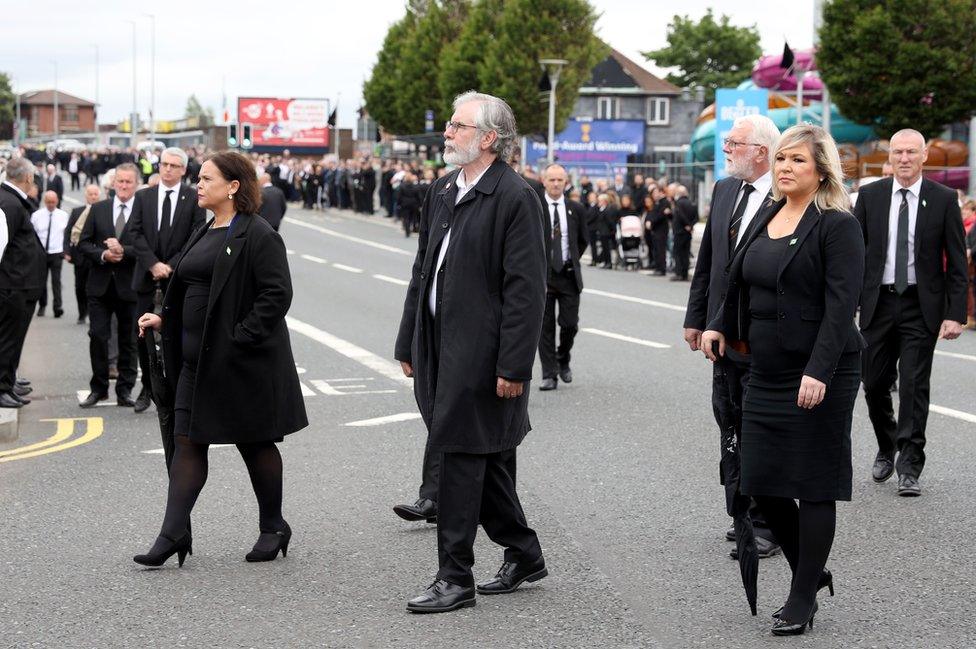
720, 422, 759, 616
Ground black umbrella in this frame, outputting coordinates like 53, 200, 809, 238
144, 285, 175, 471
720, 422, 759, 616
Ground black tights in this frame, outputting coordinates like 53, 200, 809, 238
158, 436, 286, 541
753, 496, 836, 622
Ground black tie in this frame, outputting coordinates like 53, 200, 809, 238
45, 210, 53, 252
159, 190, 173, 253
895, 188, 910, 294
550, 203, 565, 273
115, 203, 127, 237
728, 183, 755, 255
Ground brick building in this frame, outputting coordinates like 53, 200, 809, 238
18, 90, 97, 137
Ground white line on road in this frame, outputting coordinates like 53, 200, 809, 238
286, 249, 295, 255
285, 316, 412, 387
299, 381, 316, 397
63, 196, 82, 205
582, 288, 686, 313
345, 412, 422, 427
284, 217, 414, 257
300, 254, 328, 264
332, 263, 364, 274
142, 444, 235, 454
373, 274, 409, 286
929, 404, 976, 425
581, 327, 671, 349
935, 349, 976, 363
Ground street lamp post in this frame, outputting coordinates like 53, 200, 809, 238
92, 45, 99, 127
145, 14, 156, 151
52, 61, 59, 140
539, 58, 568, 164
126, 20, 137, 148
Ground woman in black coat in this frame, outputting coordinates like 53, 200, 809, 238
703, 126, 865, 635
135, 151, 307, 568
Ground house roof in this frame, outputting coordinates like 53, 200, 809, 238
18, 89, 96, 106
585, 48, 682, 96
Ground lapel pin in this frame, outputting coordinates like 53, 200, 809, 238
788, 238, 798, 246
226, 246, 232, 255
922, 199, 927, 208
446, 182, 451, 189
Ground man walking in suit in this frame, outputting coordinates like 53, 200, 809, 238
64, 185, 101, 324
538, 163, 588, 391
258, 173, 287, 231
128, 148, 206, 413
855, 129, 968, 497
41, 164, 64, 207
670, 184, 697, 281
683, 114, 782, 558
30, 190, 69, 317
78, 163, 141, 408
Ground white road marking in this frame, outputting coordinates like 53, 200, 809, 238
299, 381, 316, 397
581, 327, 671, 349
63, 196, 82, 205
583, 288, 686, 313
300, 254, 327, 264
142, 444, 235, 455
76, 390, 117, 407
345, 412, 422, 427
929, 404, 976, 425
332, 263, 364, 274
284, 217, 414, 257
373, 274, 410, 286
285, 317, 412, 387
286, 249, 296, 255
310, 379, 397, 396
934, 349, 976, 363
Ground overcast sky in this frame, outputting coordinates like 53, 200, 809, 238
3, 0, 816, 130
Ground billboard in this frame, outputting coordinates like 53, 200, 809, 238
526, 119, 645, 167
237, 97, 331, 149
714, 88, 769, 180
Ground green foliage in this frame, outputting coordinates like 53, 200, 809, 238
363, 13, 417, 133
818, 0, 976, 138
184, 95, 214, 123
0, 72, 15, 140
642, 9, 761, 104
437, 0, 503, 117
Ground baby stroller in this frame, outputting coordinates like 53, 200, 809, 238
616, 215, 645, 270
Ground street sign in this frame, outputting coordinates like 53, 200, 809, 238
425, 109, 434, 133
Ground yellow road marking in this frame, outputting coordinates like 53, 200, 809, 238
0, 418, 104, 463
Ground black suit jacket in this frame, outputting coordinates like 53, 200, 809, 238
258, 185, 288, 231
65, 205, 93, 268
0, 183, 47, 292
708, 201, 866, 385
42, 175, 64, 205
128, 184, 206, 294
854, 177, 968, 333
78, 199, 138, 301
540, 197, 589, 292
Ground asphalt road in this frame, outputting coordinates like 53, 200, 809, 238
2, 189, 975, 648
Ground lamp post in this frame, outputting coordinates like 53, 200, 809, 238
539, 58, 568, 164
145, 14, 156, 151
92, 45, 99, 126
126, 19, 137, 148
51, 61, 59, 140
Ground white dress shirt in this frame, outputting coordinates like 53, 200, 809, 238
547, 194, 570, 263
30, 206, 69, 254
428, 166, 489, 316
883, 176, 923, 285
732, 171, 773, 247
156, 181, 182, 230
0, 207, 7, 263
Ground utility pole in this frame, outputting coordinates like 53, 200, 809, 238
145, 14, 156, 149
14, 75, 21, 147
127, 20, 137, 148
814, 0, 830, 133
52, 61, 59, 140
539, 58, 568, 164
92, 45, 100, 126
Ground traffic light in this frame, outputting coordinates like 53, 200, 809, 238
227, 124, 238, 148
241, 123, 253, 149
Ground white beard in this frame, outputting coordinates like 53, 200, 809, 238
443, 137, 481, 166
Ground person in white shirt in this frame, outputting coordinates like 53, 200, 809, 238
30, 191, 70, 317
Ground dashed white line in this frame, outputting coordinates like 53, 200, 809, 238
373, 274, 409, 286
582, 287, 686, 313
286, 249, 296, 255
300, 254, 328, 264
332, 263, 364, 274
934, 349, 976, 363
929, 404, 976, 425
284, 217, 414, 257
345, 412, 422, 427
581, 327, 671, 349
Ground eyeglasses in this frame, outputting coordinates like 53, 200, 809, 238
159, 161, 185, 169
723, 138, 763, 150
444, 120, 478, 133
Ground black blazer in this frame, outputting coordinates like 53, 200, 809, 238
708, 200, 866, 385
41, 174, 64, 205
64, 205, 93, 268
854, 177, 968, 333
672, 196, 698, 235
78, 199, 138, 301
0, 183, 46, 292
161, 214, 307, 444
129, 184, 207, 293
258, 185, 287, 231
541, 198, 589, 292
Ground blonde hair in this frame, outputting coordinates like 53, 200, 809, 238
771, 125, 850, 213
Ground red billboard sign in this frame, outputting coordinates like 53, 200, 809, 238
237, 97, 331, 148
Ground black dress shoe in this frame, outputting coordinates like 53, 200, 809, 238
771, 601, 818, 636
539, 377, 558, 391
393, 498, 437, 523
36, 306, 45, 317
406, 579, 476, 613
116, 392, 136, 407
730, 536, 781, 560
773, 569, 833, 618
15, 378, 30, 387
558, 365, 572, 383
76, 316, 86, 325
872, 453, 894, 483
0, 392, 24, 408
13, 384, 32, 397
79, 392, 108, 408
897, 474, 921, 497
10, 391, 30, 405
724, 524, 735, 542
133, 532, 193, 568
476, 559, 548, 595
134, 391, 152, 413
53, 308, 64, 318
245, 522, 292, 562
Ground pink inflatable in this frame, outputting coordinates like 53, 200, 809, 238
751, 49, 823, 100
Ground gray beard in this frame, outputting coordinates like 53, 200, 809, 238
444, 139, 480, 166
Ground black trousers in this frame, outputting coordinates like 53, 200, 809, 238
538, 269, 581, 379
88, 283, 137, 395
436, 449, 542, 587
672, 231, 691, 279
587, 229, 600, 264
38, 253, 63, 310
70, 172, 81, 191
597, 234, 613, 265
419, 446, 441, 502
652, 230, 668, 273
73, 263, 90, 319
861, 287, 937, 478
0, 289, 35, 392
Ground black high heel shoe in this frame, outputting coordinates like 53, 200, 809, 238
133, 532, 193, 568
245, 523, 292, 562
772, 569, 833, 619
771, 601, 818, 636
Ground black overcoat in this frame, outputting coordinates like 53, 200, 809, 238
160, 213, 307, 444
394, 160, 546, 454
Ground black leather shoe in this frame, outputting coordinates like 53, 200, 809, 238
13, 384, 32, 397
10, 391, 30, 405
245, 522, 292, 562
730, 536, 781, 560
406, 579, 476, 613
53, 308, 64, 318
0, 392, 24, 408
558, 365, 572, 383
771, 601, 818, 636
897, 474, 921, 497
133, 532, 193, 568
724, 524, 735, 542
134, 391, 152, 413
393, 498, 437, 523
15, 378, 30, 387
36, 306, 45, 317
872, 453, 894, 483
476, 559, 548, 595
773, 569, 833, 619
116, 392, 136, 407
539, 377, 557, 391
76, 316, 86, 325
79, 392, 108, 408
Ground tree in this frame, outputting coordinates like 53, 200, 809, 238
643, 10, 761, 104
0, 72, 15, 140
818, 0, 976, 138
363, 13, 418, 134
184, 94, 215, 124
437, 0, 503, 118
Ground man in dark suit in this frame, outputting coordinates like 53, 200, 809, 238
78, 163, 141, 408
670, 184, 698, 281
537, 163, 588, 391
683, 114, 781, 558
128, 148, 206, 412
855, 129, 968, 497
0, 158, 47, 409
41, 164, 65, 207
257, 173, 287, 231
64, 185, 102, 324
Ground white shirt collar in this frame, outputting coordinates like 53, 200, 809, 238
2, 181, 28, 200
159, 181, 181, 194
892, 176, 923, 198
113, 195, 135, 212
746, 170, 773, 197
456, 165, 489, 190
545, 193, 565, 209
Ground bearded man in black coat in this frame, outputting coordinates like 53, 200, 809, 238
394, 91, 548, 614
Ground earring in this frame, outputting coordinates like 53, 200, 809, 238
228, 193, 234, 200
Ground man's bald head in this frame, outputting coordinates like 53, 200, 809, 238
889, 128, 928, 187
85, 185, 101, 204
42, 190, 58, 210
543, 163, 568, 200
258, 173, 271, 185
